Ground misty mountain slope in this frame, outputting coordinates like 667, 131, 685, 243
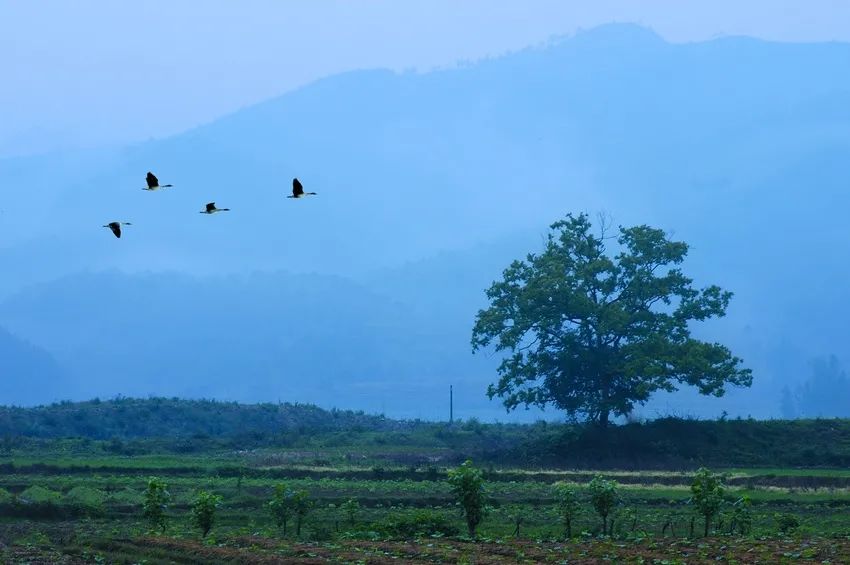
3, 24, 849, 290
0, 326, 69, 406
0, 270, 505, 419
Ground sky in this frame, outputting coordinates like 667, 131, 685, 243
1, 0, 848, 157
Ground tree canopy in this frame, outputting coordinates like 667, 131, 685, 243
472, 213, 751, 426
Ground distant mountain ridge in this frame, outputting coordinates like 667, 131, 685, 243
0, 326, 68, 406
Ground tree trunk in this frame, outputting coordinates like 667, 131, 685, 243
599, 409, 610, 428
704, 516, 710, 537
297, 516, 303, 537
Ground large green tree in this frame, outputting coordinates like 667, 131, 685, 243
472, 213, 751, 426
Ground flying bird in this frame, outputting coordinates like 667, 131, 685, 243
288, 178, 317, 199
200, 202, 230, 214
103, 221, 131, 238
143, 171, 173, 191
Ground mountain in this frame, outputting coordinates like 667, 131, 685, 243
0, 270, 513, 420
2, 25, 844, 291
1, 24, 849, 416
0, 326, 69, 406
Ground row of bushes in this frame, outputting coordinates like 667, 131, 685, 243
135, 462, 805, 541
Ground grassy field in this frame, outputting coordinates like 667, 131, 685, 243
1, 445, 850, 563
3, 401, 850, 562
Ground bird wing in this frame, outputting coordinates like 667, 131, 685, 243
206, 202, 215, 212
293, 178, 303, 196
110, 223, 121, 238
146, 172, 158, 188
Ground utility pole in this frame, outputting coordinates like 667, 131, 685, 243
449, 385, 453, 425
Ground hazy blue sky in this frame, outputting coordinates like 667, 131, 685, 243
1, 0, 847, 156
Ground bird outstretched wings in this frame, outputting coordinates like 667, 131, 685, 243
146, 172, 158, 189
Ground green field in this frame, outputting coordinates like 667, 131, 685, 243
2, 449, 850, 563
3, 400, 850, 563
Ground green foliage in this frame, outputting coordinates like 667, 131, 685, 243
775, 512, 801, 534
378, 509, 460, 538
553, 481, 579, 538
730, 495, 752, 535
292, 489, 313, 537
690, 467, 725, 536
447, 459, 486, 537
19, 485, 61, 504
472, 213, 752, 426
340, 497, 360, 526
108, 487, 143, 505
6, 401, 850, 469
588, 475, 618, 535
142, 477, 170, 533
63, 486, 105, 513
0, 397, 397, 440
267, 483, 296, 536
190, 490, 222, 538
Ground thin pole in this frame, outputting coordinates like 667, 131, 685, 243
450, 385, 453, 424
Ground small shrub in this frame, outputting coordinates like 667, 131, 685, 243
142, 477, 171, 533
293, 490, 313, 537
310, 524, 334, 541
190, 490, 222, 538
588, 475, 618, 536
553, 481, 579, 538
268, 484, 296, 536
730, 496, 752, 535
63, 486, 105, 517
447, 459, 485, 537
108, 488, 143, 506
689, 467, 725, 537
19, 485, 62, 504
379, 509, 460, 538
776, 512, 801, 534
340, 498, 360, 526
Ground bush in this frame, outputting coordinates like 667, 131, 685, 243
340, 498, 360, 526
689, 467, 725, 537
142, 477, 171, 533
190, 490, 222, 538
64, 486, 105, 507
108, 488, 143, 506
447, 459, 485, 537
776, 512, 801, 534
553, 481, 579, 538
19, 485, 62, 504
293, 490, 313, 537
730, 496, 752, 535
63, 486, 106, 517
588, 475, 618, 536
379, 509, 460, 538
268, 484, 296, 536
